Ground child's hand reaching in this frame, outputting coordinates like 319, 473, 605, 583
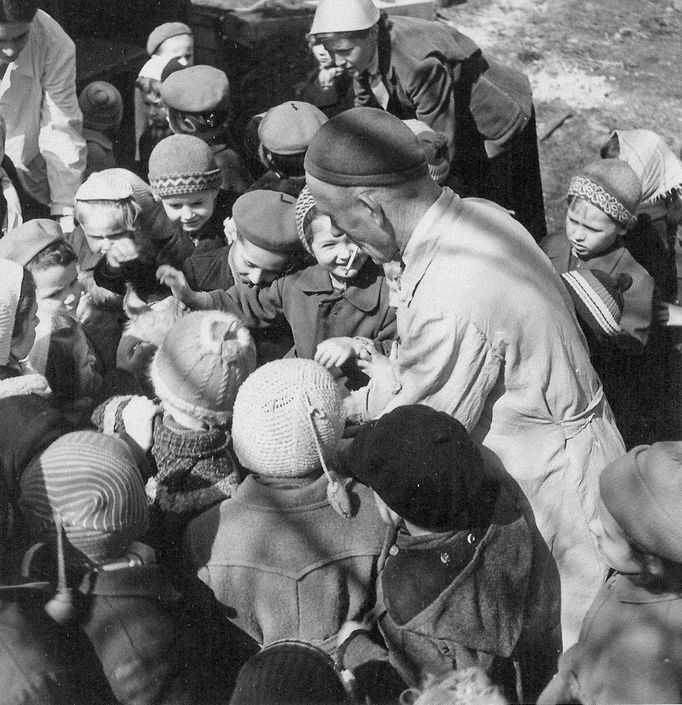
314, 337, 357, 369
116, 333, 156, 376
156, 265, 197, 307
657, 301, 682, 326
105, 237, 139, 269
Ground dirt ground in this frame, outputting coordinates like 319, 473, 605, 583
439, 0, 682, 235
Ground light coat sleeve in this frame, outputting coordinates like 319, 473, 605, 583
37, 23, 85, 215
376, 311, 503, 431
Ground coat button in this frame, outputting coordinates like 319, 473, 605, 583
466, 533, 476, 544
439, 551, 450, 564
389, 545, 399, 556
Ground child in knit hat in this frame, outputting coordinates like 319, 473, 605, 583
540, 159, 655, 447
160, 185, 395, 392
78, 81, 123, 178
161, 65, 252, 198
250, 101, 328, 198
92, 310, 256, 570
340, 404, 561, 702
183, 358, 385, 653
0, 219, 103, 416
538, 441, 682, 705
18, 429, 201, 704
148, 133, 233, 250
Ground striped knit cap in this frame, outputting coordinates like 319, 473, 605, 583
148, 134, 222, 197
294, 184, 316, 254
150, 311, 256, 426
232, 359, 344, 477
561, 269, 630, 339
19, 431, 148, 566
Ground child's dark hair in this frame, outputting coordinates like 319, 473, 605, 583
136, 76, 162, 98
600, 133, 621, 159
261, 148, 306, 178
0, 0, 38, 22
26, 240, 77, 273
167, 107, 229, 138
12, 269, 36, 340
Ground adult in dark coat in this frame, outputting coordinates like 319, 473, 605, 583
308, 0, 547, 241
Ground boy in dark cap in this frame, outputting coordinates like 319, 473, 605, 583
340, 404, 560, 702
538, 442, 682, 705
161, 65, 252, 199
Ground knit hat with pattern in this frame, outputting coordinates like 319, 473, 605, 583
0, 257, 25, 366
295, 185, 316, 254
19, 431, 148, 566
148, 134, 223, 197
561, 269, 632, 340
305, 107, 428, 187
568, 159, 642, 229
78, 81, 123, 133
232, 359, 344, 478
600, 442, 682, 562
150, 311, 256, 426
345, 404, 495, 531
230, 640, 351, 705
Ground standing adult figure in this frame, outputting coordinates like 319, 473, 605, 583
305, 108, 626, 648
0, 0, 85, 232
307, 0, 547, 241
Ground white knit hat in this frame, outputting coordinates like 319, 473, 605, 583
150, 311, 256, 426
232, 359, 344, 478
0, 257, 25, 366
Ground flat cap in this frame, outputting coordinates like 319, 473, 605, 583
0, 219, 64, 266
305, 107, 428, 187
146, 22, 193, 57
233, 190, 302, 253
259, 101, 328, 155
161, 65, 230, 113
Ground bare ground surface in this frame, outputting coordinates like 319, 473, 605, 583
438, 0, 682, 235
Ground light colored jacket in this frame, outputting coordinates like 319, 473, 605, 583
351, 189, 626, 647
0, 11, 85, 215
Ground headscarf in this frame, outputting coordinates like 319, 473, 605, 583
615, 129, 682, 204
0, 257, 25, 366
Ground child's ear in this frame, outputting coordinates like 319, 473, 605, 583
639, 551, 665, 577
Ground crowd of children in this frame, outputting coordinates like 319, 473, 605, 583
1, 0, 682, 703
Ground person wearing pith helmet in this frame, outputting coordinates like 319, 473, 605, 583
307, 0, 547, 241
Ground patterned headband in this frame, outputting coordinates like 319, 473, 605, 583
567, 176, 638, 228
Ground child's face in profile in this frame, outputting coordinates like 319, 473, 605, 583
231, 236, 292, 288
32, 261, 81, 311
566, 198, 625, 260
161, 190, 218, 233
156, 34, 194, 68
142, 93, 168, 128
310, 214, 368, 281
596, 494, 641, 574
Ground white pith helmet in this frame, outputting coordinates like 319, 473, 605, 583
309, 0, 381, 36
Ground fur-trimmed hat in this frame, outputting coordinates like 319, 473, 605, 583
305, 107, 428, 187
19, 431, 148, 566
146, 22, 193, 57
0, 219, 63, 267
232, 359, 344, 478
600, 442, 682, 563
345, 404, 495, 531
230, 640, 352, 705
148, 134, 223, 197
259, 101, 328, 156
160, 65, 230, 114
568, 159, 642, 228
561, 269, 631, 340
78, 81, 123, 133
150, 311, 256, 426
233, 190, 303, 253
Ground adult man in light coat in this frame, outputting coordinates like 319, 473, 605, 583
305, 107, 626, 648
